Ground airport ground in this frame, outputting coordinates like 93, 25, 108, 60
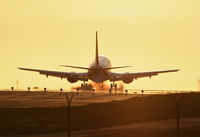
0, 90, 199, 137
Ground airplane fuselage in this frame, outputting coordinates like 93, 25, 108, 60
88, 56, 111, 82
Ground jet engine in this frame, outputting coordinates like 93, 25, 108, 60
122, 77, 133, 84
67, 73, 78, 83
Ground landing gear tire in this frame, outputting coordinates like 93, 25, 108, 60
114, 84, 117, 91
110, 83, 113, 91
81, 81, 87, 89
109, 89, 112, 95
81, 84, 84, 89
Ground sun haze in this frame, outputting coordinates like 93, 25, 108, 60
0, 0, 199, 90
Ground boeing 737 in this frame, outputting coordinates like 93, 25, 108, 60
18, 31, 179, 90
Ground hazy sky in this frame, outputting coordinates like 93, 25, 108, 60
0, 0, 199, 90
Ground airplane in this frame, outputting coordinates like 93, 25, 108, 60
18, 31, 179, 91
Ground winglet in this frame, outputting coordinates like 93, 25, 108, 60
95, 31, 99, 67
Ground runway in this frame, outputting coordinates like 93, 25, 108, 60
0, 90, 138, 108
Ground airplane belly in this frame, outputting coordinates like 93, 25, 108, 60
88, 56, 111, 82
88, 71, 109, 82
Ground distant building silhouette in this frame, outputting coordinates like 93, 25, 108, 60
33, 87, 39, 90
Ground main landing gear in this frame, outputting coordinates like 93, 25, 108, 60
110, 82, 117, 91
81, 81, 88, 89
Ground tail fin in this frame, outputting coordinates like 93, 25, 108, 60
60, 31, 132, 71
95, 31, 99, 67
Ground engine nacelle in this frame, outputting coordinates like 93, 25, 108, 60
67, 77, 78, 83
67, 73, 78, 83
122, 77, 134, 84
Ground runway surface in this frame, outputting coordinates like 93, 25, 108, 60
0, 90, 138, 108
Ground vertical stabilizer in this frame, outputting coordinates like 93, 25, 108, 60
95, 31, 99, 67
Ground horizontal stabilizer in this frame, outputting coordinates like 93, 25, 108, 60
102, 66, 132, 70
60, 65, 93, 70
60, 65, 132, 70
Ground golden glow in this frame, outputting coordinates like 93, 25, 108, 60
0, 0, 199, 90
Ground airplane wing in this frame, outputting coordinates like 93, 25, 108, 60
108, 69, 179, 82
18, 68, 88, 81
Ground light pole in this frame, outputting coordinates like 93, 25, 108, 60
170, 93, 186, 137
92, 89, 95, 96
43, 87, 47, 94
28, 87, 30, 93
60, 88, 63, 95
141, 90, 144, 96
11, 87, 14, 93
65, 92, 74, 137
125, 89, 128, 96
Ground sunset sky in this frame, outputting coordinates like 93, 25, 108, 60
0, 0, 199, 90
